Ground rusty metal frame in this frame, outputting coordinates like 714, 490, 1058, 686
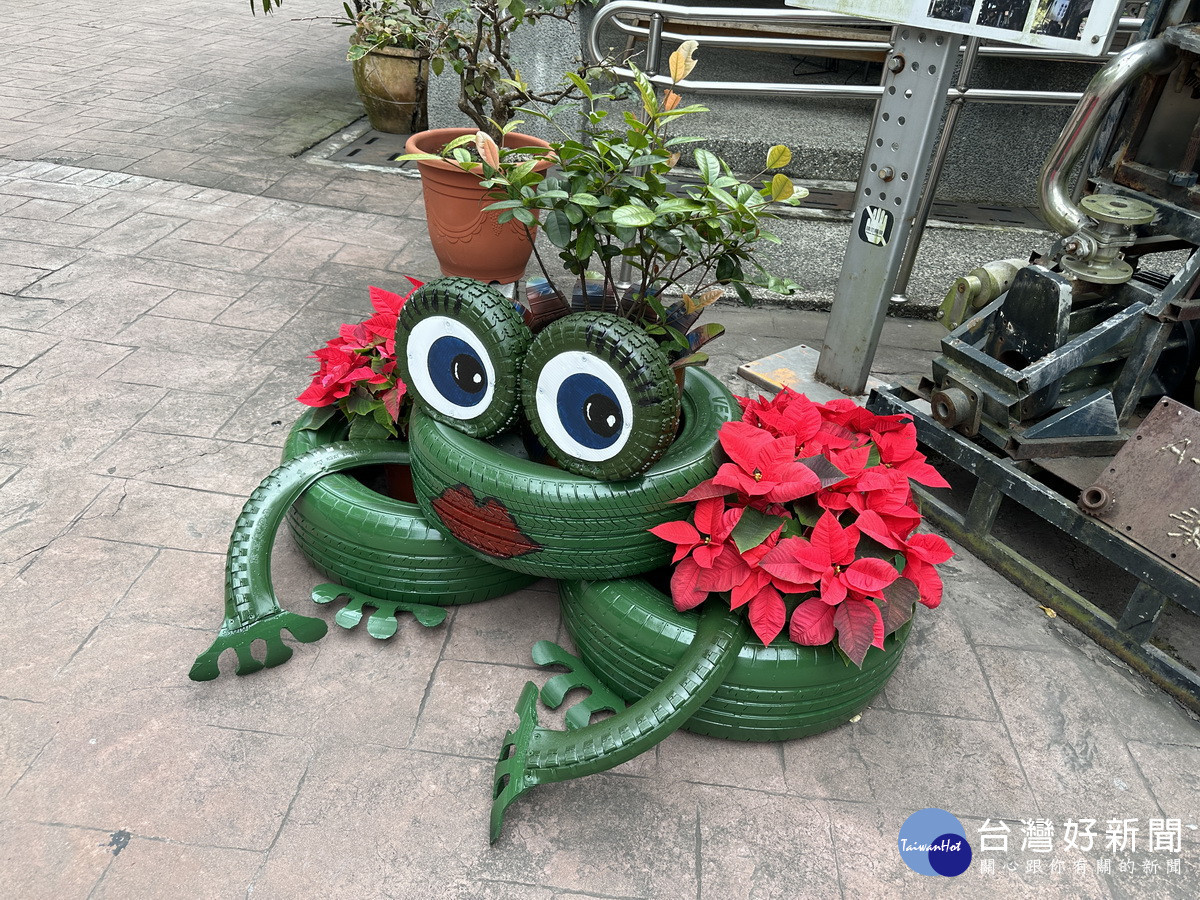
868, 383, 1200, 714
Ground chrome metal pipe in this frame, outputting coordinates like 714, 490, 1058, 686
1039, 38, 1179, 236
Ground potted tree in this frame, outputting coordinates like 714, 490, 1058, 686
256, 1, 433, 135
397, 0, 603, 282
481, 45, 807, 369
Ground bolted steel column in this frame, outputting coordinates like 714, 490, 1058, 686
815, 27, 958, 395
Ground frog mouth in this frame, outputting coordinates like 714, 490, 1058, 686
431, 485, 543, 559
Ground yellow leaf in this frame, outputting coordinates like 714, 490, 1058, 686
668, 40, 698, 84
1039, 605, 1058, 618
683, 288, 723, 313
770, 173, 794, 202
666, 152, 681, 168
765, 144, 792, 170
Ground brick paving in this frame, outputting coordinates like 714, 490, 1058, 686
1, 3, 1199, 898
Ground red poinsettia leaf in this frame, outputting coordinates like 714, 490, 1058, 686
875, 426, 918, 463
747, 586, 787, 645
843, 557, 899, 595
855, 467, 904, 492
717, 420, 776, 468
730, 569, 768, 609
381, 386, 402, 420
673, 478, 733, 503
810, 511, 858, 565
693, 496, 726, 536
760, 537, 825, 584
764, 462, 821, 503
880, 577, 918, 634
902, 558, 944, 609
670, 558, 709, 611
833, 598, 885, 666
695, 549, 749, 592
713, 462, 769, 496
777, 394, 822, 441
693, 541, 721, 568
789, 597, 837, 645
853, 509, 904, 550
368, 284, 409, 316
906, 531, 954, 564
896, 455, 952, 489
819, 569, 848, 606
649, 520, 701, 548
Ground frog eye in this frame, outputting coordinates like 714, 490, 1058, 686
522, 313, 680, 480
396, 278, 531, 437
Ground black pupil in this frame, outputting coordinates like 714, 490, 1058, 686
584, 394, 621, 437
452, 354, 485, 395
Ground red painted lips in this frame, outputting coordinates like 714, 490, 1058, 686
432, 485, 542, 559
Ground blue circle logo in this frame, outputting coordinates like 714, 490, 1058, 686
897, 809, 973, 877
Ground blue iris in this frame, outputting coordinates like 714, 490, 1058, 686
428, 336, 487, 409
556, 373, 623, 449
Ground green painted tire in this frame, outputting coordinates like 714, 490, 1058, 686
282, 413, 536, 605
559, 576, 912, 741
409, 367, 737, 580
395, 277, 532, 438
521, 312, 680, 481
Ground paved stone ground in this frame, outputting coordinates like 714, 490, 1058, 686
2, 3, 1199, 898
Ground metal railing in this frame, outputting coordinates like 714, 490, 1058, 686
585, 3, 1147, 301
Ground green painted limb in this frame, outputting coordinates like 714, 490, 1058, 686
530, 640, 626, 731
189, 441, 413, 682
490, 606, 747, 842
311, 583, 448, 638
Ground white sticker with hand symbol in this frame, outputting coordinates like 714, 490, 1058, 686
858, 206, 894, 247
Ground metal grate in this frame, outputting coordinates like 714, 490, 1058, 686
325, 130, 1047, 229
327, 130, 416, 169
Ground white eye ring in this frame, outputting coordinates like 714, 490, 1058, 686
533, 350, 634, 462
406, 315, 497, 420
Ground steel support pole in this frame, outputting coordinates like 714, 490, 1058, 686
890, 37, 981, 304
814, 27, 958, 395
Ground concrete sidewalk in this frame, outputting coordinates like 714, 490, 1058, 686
2, 3, 1198, 898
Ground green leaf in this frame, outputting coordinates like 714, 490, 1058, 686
542, 209, 572, 248
731, 507, 789, 554
790, 496, 822, 527
765, 145, 792, 169
611, 204, 657, 227
297, 406, 338, 432
347, 415, 391, 442
574, 228, 596, 260
694, 148, 720, 183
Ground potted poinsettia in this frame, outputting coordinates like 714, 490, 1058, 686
297, 278, 422, 442
651, 389, 953, 666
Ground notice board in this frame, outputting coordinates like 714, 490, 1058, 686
784, 0, 1126, 56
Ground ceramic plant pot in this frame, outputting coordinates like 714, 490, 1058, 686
351, 46, 429, 134
405, 128, 553, 283
559, 575, 913, 741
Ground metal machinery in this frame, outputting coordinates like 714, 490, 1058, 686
870, 1, 1200, 710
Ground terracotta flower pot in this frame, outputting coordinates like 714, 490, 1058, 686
405, 128, 553, 283
351, 46, 429, 134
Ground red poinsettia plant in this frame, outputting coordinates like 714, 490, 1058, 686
650, 389, 953, 666
297, 278, 422, 440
